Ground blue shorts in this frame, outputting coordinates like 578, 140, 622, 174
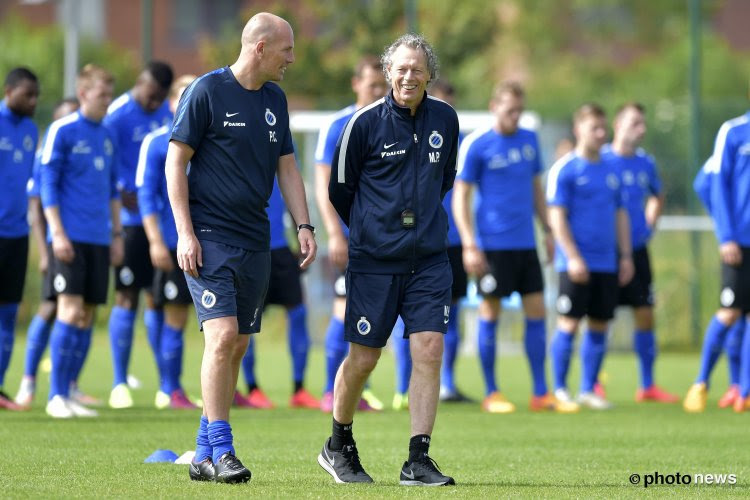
345, 259, 452, 348
186, 240, 271, 334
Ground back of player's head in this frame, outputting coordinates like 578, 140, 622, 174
573, 102, 606, 125
169, 74, 196, 99
381, 33, 439, 83
4, 67, 38, 89
353, 55, 382, 79
145, 61, 174, 91
614, 101, 645, 122
52, 97, 79, 119
430, 79, 455, 98
77, 64, 114, 91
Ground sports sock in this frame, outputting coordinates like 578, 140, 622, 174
195, 415, 212, 462
48, 320, 77, 399
69, 325, 93, 386
633, 330, 656, 389
161, 323, 184, 394
208, 420, 235, 463
0, 303, 19, 387
739, 318, 750, 397
696, 315, 731, 385
108, 306, 136, 386
241, 336, 256, 390
408, 434, 430, 462
287, 304, 309, 388
441, 304, 460, 393
323, 318, 347, 393
580, 329, 607, 394
725, 318, 744, 386
478, 319, 498, 395
144, 308, 165, 391
23, 314, 52, 377
330, 417, 353, 450
551, 329, 574, 391
525, 318, 547, 396
393, 317, 411, 394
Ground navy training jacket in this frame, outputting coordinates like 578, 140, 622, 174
329, 90, 459, 274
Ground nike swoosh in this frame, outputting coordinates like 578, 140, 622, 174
226, 112, 239, 117
402, 468, 415, 480
444, 318, 449, 324
384, 142, 398, 149
323, 448, 335, 466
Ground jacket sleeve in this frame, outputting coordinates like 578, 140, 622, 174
40, 122, 66, 209
709, 122, 736, 243
440, 116, 459, 200
328, 115, 365, 228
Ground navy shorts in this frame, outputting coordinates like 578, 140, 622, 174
345, 259, 452, 348
618, 247, 653, 307
186, 240, 271, 334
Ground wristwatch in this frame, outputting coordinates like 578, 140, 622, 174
297, 223, 316, 235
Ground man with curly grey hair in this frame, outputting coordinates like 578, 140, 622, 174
317, 33, 459, 486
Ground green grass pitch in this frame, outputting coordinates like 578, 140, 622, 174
2, 319, 749, 498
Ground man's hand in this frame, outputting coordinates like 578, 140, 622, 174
120, 190, 138, 211
567, 256, 589, 284
150, 240, 174, 272
38, 251, 49, 273
618, 255, 635, 286
720, 241, 743, 267
298, 227, 317, 270
328, 233, 348, 270
52, 232, 75, 263
462, 245, 488, 277
543, 232, 555, 264
177, 232, 203, 278
110, 234, 124, 267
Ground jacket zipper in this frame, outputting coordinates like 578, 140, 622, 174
411, 126, 418, 274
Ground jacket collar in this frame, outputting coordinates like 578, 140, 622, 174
385, 90, 427, 119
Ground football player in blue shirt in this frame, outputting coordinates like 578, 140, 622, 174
167, 13, 316, 483
314, 55, 387, 413
15, 97, 80, 408
547, 103, 634, 410
684, 104, 750, 413
105, 61, 174, 410
0, 67, 39, 411
41, 64, 124, 418
136, 74, 198, 410
601, 103, 679, 403
453, 82, 575, 414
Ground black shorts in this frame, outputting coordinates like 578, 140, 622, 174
477, 249, 544, 298
0, 236, 28, 302
557, 271, 619, 321
41, 244, 57, 302
618, 247, 654, 307
264, 247, 303, 307
345, 259, 452, 348
719, 246, 750, 313
51, 241, 110, 304
333, 271, 347, 298
114, 225, 154, 290
152, 251, 192, 308
447, 245, 467, 301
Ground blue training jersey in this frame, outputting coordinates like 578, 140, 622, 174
706, 111, 750, 246
694, 158, 713, 214
547, 152, 624, 273
442, 131, 465, 247
601, 144, 661, 250
40, 110, 119, 246
171, 67, 294, 251
0, 100, 38, 237
105, 92, 173, 227
267, 179, 288, 250
135, 125, 178, 250
456, 126, 542, 250
314, 104, 357, 239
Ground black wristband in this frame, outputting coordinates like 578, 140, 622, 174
297, 223, 315, 235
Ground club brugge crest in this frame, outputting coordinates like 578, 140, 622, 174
265, 108, 276, 126
164, 281, 178, 300
428, 130, 443, 149
357, 316, 371, 335
201, 289, 216, 309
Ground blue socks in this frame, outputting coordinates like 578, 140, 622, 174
208, 420, 235, 463
634, 330, 656, 389
580, 329, 607, 393
161, 323, 184, 394
70, 326, 92, 385
0, 303, 19, 387
323, 318, 347, 393
696, 315, 731, 385
48, 320, 77, 398
478, 319, 498, 395
109, 306, 136, 386
287, 304, 309, 385
441, 305, 459, 392
525, 318, 548, 396
551, 329, 574, 391
392, 317, 411, 394
241, 336, 256, 388
725, 318, 744, 386
739, 318, 750, 397
145, 308, 165, 391
195, 415, 212, 462
23, 314, 53, 378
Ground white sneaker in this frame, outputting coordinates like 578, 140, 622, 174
46, 395, 74, 419
154, 390, 170, 409
109, 383, 134, 409
577, 391, 614, 410
66, 398, 98, 417
554, 388, 575, 404
15, 377, 35, 407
